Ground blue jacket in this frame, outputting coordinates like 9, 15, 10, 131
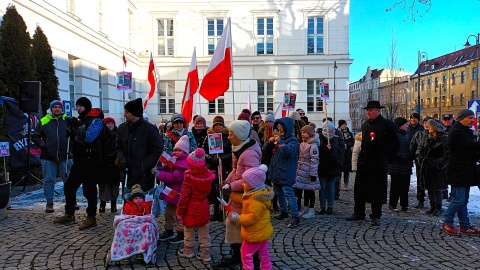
267, 117, 299, 186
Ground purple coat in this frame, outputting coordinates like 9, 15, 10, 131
156, 153, 188, 205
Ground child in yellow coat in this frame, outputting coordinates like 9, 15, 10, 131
227, 164, 273, 270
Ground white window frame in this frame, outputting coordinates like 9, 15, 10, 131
257, 81, 274, 113
158, 81, 176, 114
307, 79, 324, 113
307, 16, 324, 54
207, 18, 224, 55
256, 17, 274, 55
157, 19, 174, 56
208, 94, 225, 114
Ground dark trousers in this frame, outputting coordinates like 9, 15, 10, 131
389, 175, 410, 208
354, 199, 383, 219
415, 160, 425, 202
64, 162, 99, 217
335, 172, 350, 199
294, 188, 302, 210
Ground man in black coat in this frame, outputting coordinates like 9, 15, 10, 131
409, 116, 431, 209
116, 98, 164, 191
346, 101, 398, 226
442, 109, 480, 235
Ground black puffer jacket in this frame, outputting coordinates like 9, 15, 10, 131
318, 134, 342, 178
388, 129, 413, 176
420, 132, 448, 190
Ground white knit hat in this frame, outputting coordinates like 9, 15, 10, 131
229, 120, 251, 141
174, 135, 190, 154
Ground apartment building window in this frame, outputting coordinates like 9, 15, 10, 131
461, 71, 466, 83
443, 75, 447, 85
451, 94, 455, 106
307, 17, 324, 54
157, 19, 174, 56
257, 18, 274, 55
427, 78, 431, 88
158, 81, 175, 114
473, 67, 478, 80
421, 80, 424, 91
209, 94, 225, 114
257, 81, 274, 113
307, 80, 324, 112
461, 93, 465, 105
414, 82, 418, 91
68, 55, 76, 107
452, 73, 456, 85
434, 77, 438, 88
208, 19, 223, 55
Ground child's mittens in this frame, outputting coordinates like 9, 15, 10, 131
222, 184, 231, 196
227, 211, 239, 222
310, 176, 316, 182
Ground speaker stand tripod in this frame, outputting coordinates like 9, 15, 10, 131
11, 112, 43, 191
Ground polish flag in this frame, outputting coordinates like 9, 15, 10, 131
162, 186, 179, 199
181, 48, 199, 125
144, 53, 159, 110
199, 18, 232, 102
159, 152, 176, 168
122, 51, 127, 68
217, 197, 232, 212
469, 101, 479, 131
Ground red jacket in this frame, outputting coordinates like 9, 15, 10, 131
123, 200, 153, 216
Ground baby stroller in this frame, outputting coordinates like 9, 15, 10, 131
104, 173, 160, 267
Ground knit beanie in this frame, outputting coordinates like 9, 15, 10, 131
171, 113, 185, 123
296, 108, 305, 114
103, 117, 115, 125
289, 111, 301, 121
427, 119, 446, 132
124, 98, 143, 117
129, 184, 145, 200
238, 109, 251, 122
174, 135, 190, 154
338, 119, 347, 127
264, 113, 275, 123
187, 148, 206, 167
457, 109, 475, 121
251, 111, 261, 120
242, 164, 268, 189
394, 117, 408, 128
213, 116, 225, 127
322, 120, 336, 138
229, 120, 251, 141
300, 125, 315, 137
50, 100, 63, 111
76, 97, 92, 112
194, 115, 207, 128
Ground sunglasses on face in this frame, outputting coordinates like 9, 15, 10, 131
299, 113, 305, 116
253, 117, 261, 120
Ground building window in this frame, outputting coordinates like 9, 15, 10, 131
307, 80, 324, 112
158, 81, 175, 114
307, 17, 324, 54
461, 93, 465, 105
207, 19, 223, 55
452, 73, 456, 85
450, 94, 455, 106
473, 67, 478, 80
208, 94, 225, 114
443, 75, 447, 85
434, 77, 438, 88
427, 78, 431, 88
421, 80, 425, 91
414, 81, 418, 91
257, 81, 274, 113
461, 71, 466, 83
257, 18, 274, 55
68, 55, 76, 107
157, 19, 174, 56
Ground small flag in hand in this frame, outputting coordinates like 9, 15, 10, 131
159, 152, 177, 168
217, 197, 232, 212
162, 186, 178, 199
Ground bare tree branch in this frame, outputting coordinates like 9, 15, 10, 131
385, 0, 432, 21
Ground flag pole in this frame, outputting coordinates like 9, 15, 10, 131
228, 17, 235, 119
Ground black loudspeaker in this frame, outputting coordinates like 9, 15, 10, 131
19, 81, 41, 112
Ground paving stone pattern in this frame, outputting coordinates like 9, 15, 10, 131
1, 175, 480, 269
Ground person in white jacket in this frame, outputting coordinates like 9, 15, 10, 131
351, 132, 362, 172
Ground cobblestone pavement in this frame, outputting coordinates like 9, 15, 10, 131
2, 175, 480, 270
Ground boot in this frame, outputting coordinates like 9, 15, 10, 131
211, 243, 242, 269
53, 214, 75, 224
169, 231, 184, 244
99, 200, 106, 213
45, 203, 54, 213
432, 204, 443, 216
318, 207, 326, 215
298, 207, 308, 217
426, 202, 435, 215
302, 208, 315, 219
287, 216, 301, 228
79, 216, 97, 230
274, 211, 289, 220
111, 200, 117, 212
196, 247, 211, 262
159, 229, 175, 241
415, 201, 424, 209
326, 207, 333, 215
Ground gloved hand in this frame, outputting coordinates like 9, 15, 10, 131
227, 211, 239, 222
310, 176, 316, 182
222, 184, 231, 196
177, 214, 183, 224
66, 117, 81, 128
120, 162, 129, 172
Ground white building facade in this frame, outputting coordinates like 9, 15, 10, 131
4, 0, 351, 126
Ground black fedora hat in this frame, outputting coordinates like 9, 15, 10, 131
363, 100, 385, 109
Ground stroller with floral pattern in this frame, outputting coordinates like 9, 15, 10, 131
104, 175, 160, 267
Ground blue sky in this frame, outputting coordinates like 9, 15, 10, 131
350, 0, 480, 82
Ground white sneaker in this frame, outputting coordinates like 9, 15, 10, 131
298, 208, 308, 217
302, 208, 315, 219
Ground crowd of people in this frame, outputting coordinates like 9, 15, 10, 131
33, 96, 480, 269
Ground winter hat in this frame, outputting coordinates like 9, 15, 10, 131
237, 109, 251, 122
394, 117, 408, 128
213, 116, 225, 127
322, 117, 333, 123
251, 111, 261, 120
338, 119, 347, 127
289, 111, 301, 121
142, 112, 149, 120
427, 119, 446, 132
103, 117, 115, 125
229, 120, 251, 141
242, 164, 268, 189
423, 116, 433, 123
129, 184, 145, 200
263, 113, 275, 123
300, 125, 315, 137
50, 100, 63, 111
194, 115, 207, 127
76, 97, 92, 112
322, 120, 336, 138
124, 98, 143, 117
171, 113, 185, 123
296, 108, 305, 115
410, 113, 420, 120
187, 148, 206, 167
174, 135, 190, 154
457, 109, 475, 121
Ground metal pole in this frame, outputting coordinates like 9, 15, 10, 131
333, 61, 337, 124
417, 51, 421, 120
476, 34, 479, 100
393, 77, 396, 119
439, 84, 442, 118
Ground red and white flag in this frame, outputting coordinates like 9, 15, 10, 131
217, 197, 232, 212
181, 48, 199, 125
159, 152, 176, 168
469, 101, 479, 131
162, 186, 179, 199
144, 53, 159, 110
199, 18, 232, 102
122, 51, 127, 68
